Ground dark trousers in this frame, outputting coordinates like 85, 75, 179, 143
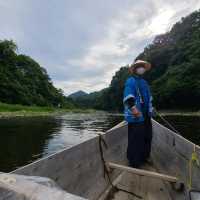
127, 118, 152, 168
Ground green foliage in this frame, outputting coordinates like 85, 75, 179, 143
0, 40, 74, 108
73, 9, 200, 111
72, 66, 130, 111
152, 59, 200, 109
144, 10, 200, 109
0, 102, 54, 112
0, 102, 96, 118
96, 66, 130, 111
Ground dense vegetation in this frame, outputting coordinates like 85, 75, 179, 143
73, 9, 200, 111
0, 40, 75, 108
1, 9, 200, 112
137, 10, 200, 110
0, 102, 98, 117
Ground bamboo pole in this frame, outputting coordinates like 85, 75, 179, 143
107, 162, 178, 183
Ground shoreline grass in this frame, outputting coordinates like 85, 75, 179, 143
0, 102, 99, 118
158, 110, 200, 116
0, 102, 200, 118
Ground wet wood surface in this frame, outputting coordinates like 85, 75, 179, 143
107, 162, 178, 183
108, 164, 185, 200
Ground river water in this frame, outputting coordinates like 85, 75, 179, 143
0, 112, 200, 172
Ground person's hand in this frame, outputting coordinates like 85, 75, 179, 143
131, 106, 142, 118
149, 107, 156, 118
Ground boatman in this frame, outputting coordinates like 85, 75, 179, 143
123, 60, 153, 168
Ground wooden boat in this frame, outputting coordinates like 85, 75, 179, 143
0, 119, 200, 200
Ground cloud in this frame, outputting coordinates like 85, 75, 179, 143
0, 0, 199, 95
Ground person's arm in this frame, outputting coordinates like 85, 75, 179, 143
123, 79, 141, 117
124, 97, 141, 117
124, 97, 135, 109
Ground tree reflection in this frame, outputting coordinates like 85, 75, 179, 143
0, 117, 62, 172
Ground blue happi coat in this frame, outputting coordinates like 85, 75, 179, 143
123, 76, 153, 123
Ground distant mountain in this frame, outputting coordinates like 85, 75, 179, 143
68, 90, 88, 99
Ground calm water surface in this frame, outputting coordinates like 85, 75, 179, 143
0, 112, 123, 172
0, 112, 200, 172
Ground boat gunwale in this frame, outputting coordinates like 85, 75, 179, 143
152, 119, 200, 148
11, 119, 127, 174
6, 119, 200, 199
11, 118, 200, 174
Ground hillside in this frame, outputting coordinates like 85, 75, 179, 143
0, 40, 69, 107
137, 9, 200, 109
73, 9, 200, 111
68, 90, 88, 99
2, 9, 199, 111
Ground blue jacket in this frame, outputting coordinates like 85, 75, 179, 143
123, 76, 153, 123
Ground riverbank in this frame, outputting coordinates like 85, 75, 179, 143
1, 102, 200, 118
159, 110, 200, 116
0, 102, 100, 118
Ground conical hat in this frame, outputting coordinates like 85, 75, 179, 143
130, 60, 151, 71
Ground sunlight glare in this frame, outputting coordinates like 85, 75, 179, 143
149, 9, 174, 35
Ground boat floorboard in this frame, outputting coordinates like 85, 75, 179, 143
109, 164, 174, 200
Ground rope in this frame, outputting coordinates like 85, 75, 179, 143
98, 134, 142, 199
98, 134, 109, 179
188, 144, 200, 189
153, 109, 200, 191
153, 108, 180, 134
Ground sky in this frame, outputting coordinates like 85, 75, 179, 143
0, 0, 200, 96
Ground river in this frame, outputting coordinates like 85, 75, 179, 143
0, 112, 200, 172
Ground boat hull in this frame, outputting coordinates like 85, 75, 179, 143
6, 119, 200, 199
12, 121, 128, 200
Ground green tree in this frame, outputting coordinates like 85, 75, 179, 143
0, 40, 72, 107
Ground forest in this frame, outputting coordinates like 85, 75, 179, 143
73, 9, 200, 111
1, 9, 200, 112
0, 40, 75, 108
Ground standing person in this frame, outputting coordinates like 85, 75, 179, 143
123, 60, 153, 168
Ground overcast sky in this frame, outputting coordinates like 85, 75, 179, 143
0, 0, 200, 95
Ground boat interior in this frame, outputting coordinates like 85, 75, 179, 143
1, 120, 200, 200
102, 162, 185, 200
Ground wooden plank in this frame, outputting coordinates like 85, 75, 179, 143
107, 162, 178, 183
111, 164, 173, 200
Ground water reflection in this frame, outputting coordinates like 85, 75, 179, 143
156, 115, 200, 145
44, 113, 124, 156
0, 113, 123, 172
0, 117, 63, 172
1, 113, 199, 173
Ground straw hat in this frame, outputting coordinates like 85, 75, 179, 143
130, 60, 151, 71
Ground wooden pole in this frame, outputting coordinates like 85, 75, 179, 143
106, 162, 178, 183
